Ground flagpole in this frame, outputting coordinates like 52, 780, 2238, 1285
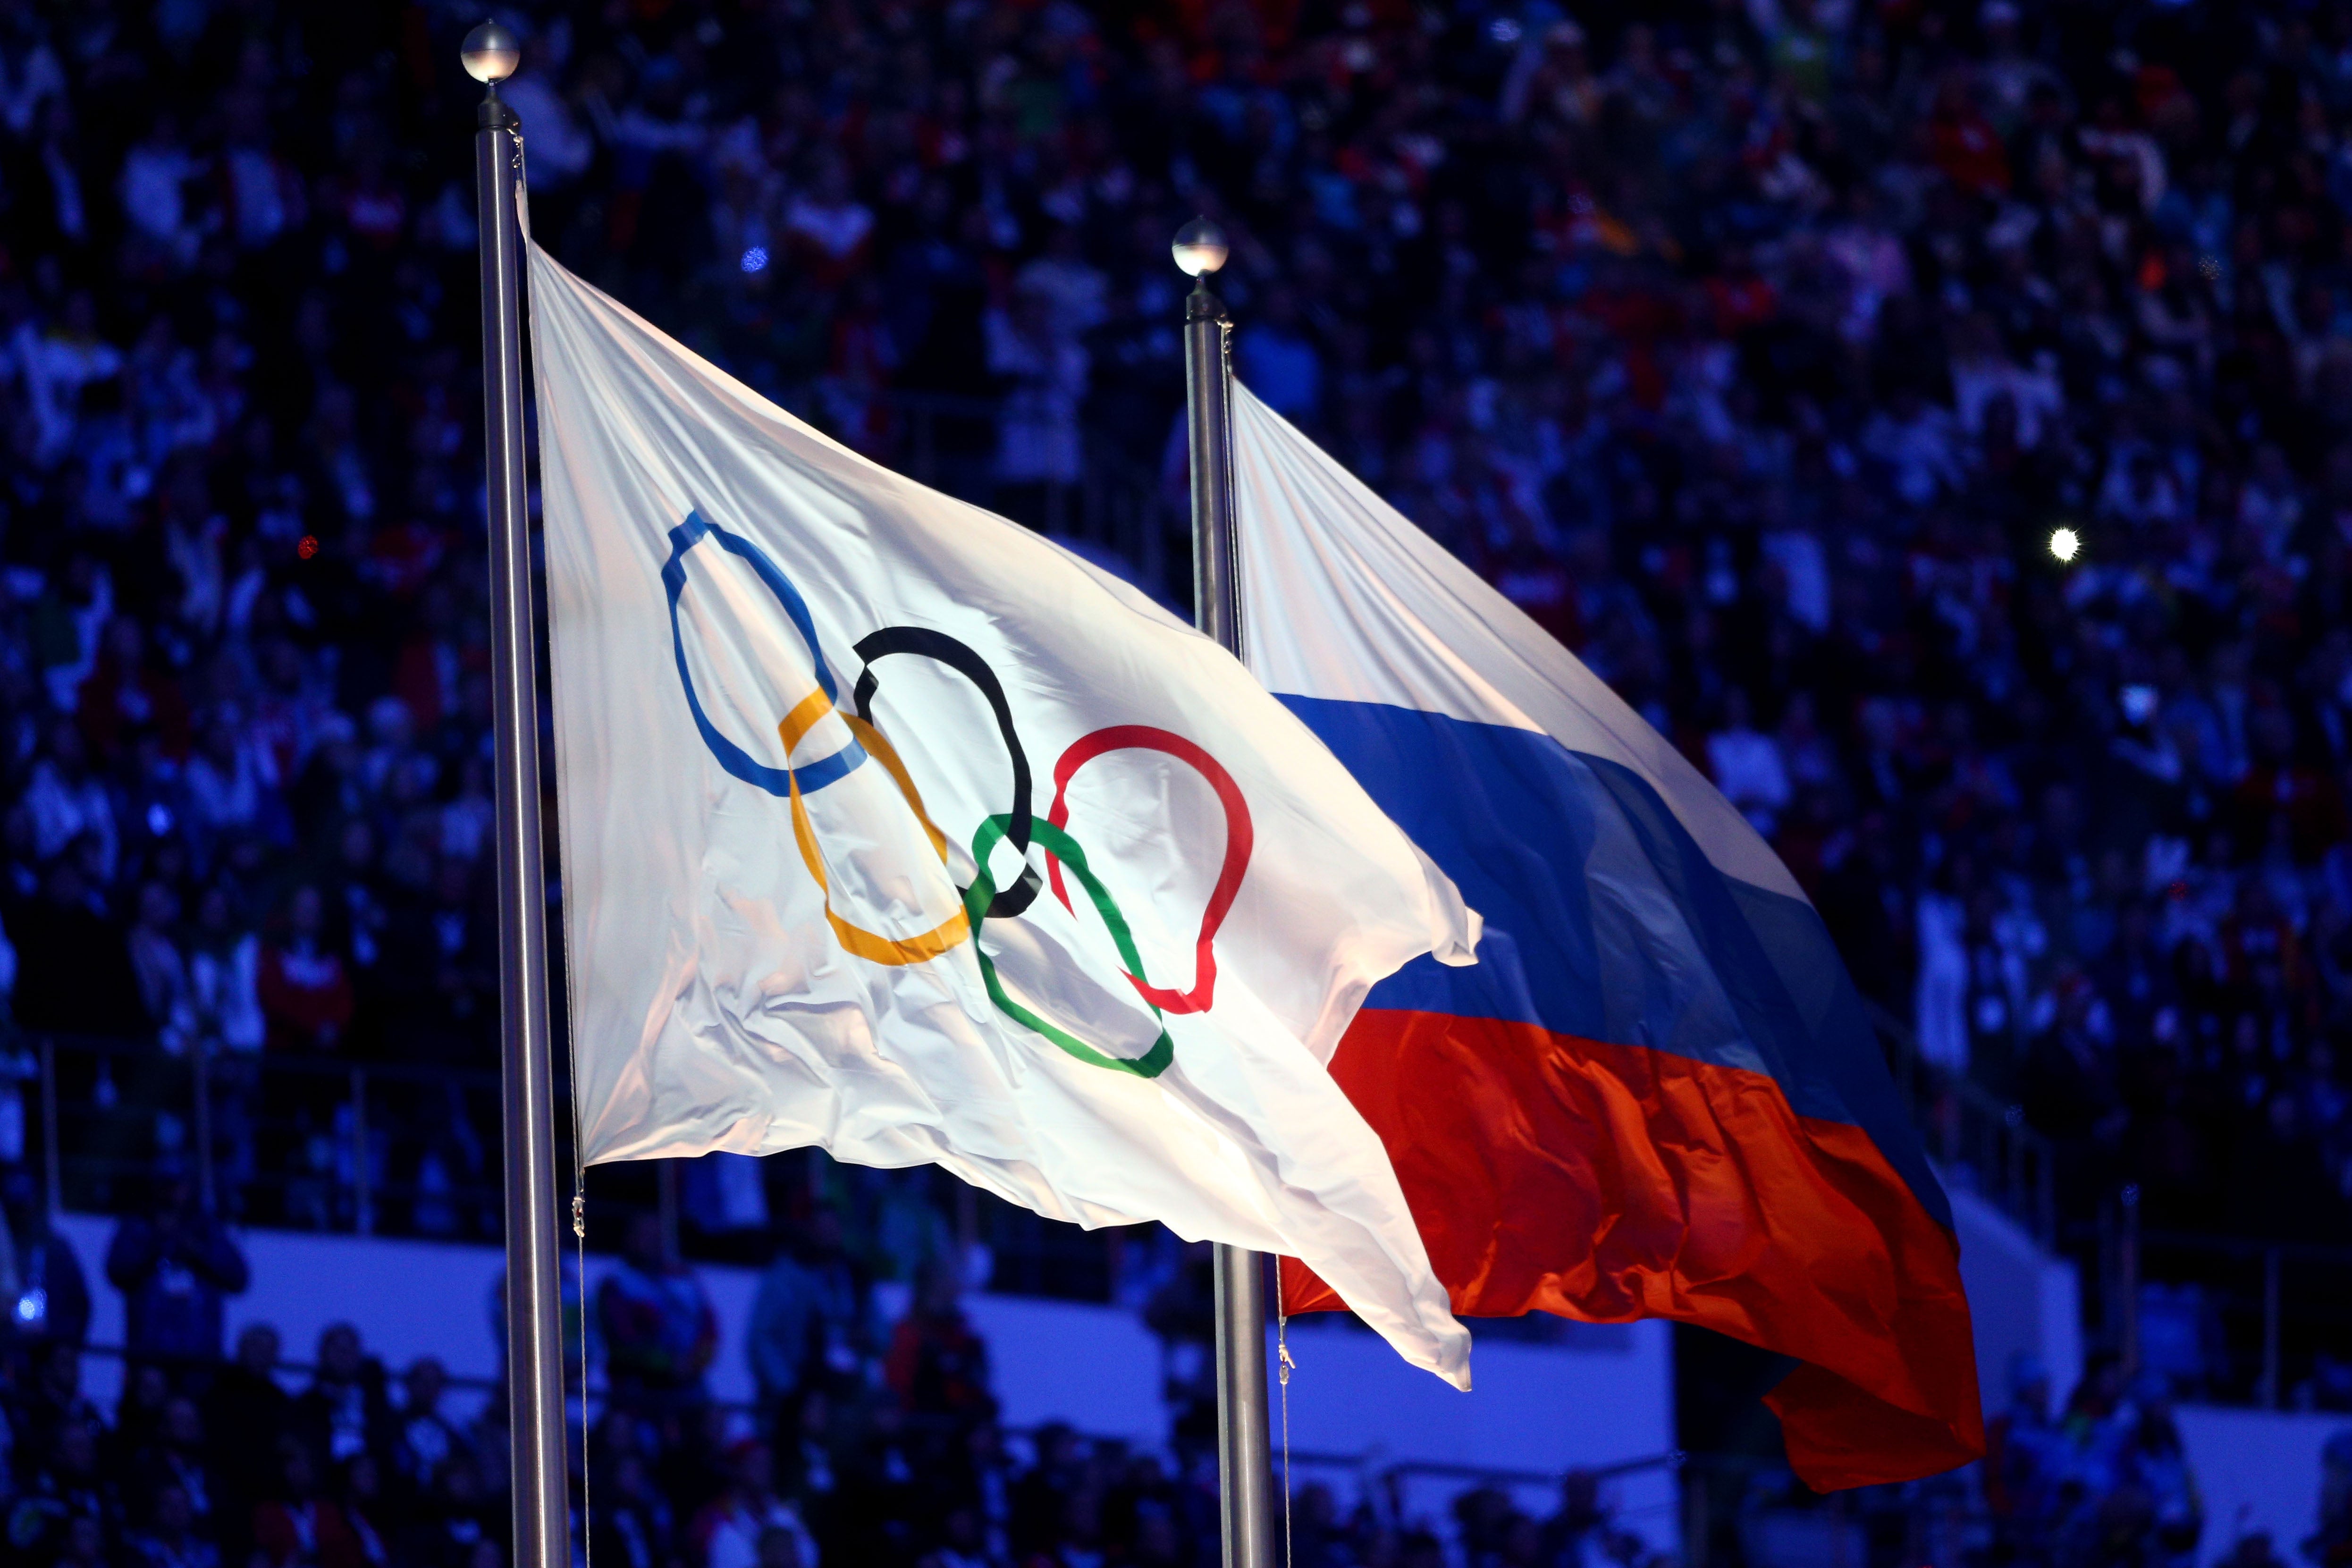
1173, 219, 1274, 1568
464, 23, 572, 1568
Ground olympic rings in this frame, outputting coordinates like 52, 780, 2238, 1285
663, 512, 868, 797
664, 510, 1254, 1071
964, 814, 1173, 1079
666, 511, 966, 967
784, 733, 969, 967
851, 626, 1042, 919
1046, 726, 1253, 1016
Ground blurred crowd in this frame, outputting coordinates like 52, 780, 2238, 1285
1977, 1353, 2215, 1568
0, 0, 2351, 1553
0, 1174, 2341, 1568
0, 1176, 1678, 1568
0, 0, 2350, 1256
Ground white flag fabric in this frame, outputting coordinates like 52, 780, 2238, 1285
1223, 381, 1983, 1488
526, 245, 1477, 1384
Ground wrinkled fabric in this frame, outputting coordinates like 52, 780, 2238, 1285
1231, 381, 1981, 1484
529, 247, 1475, 1383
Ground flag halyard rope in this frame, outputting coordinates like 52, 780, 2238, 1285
572, 1174, 590, 1568
1277, 1292, 1295, 1568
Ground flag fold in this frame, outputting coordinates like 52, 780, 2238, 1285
527, 246, 1475, 1385
1230, 381, 1982, 1487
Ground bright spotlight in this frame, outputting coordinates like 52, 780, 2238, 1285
2049, 527, 2080, 563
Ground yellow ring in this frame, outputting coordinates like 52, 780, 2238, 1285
779, 697, 969, 966
842, 714, 950, 859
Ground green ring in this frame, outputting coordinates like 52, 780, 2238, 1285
964, 813, 1175, 1078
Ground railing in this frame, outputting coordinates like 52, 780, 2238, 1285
30, 1032, 505, 1238
1864, 999, 2057, 1245
2085, 1189, 2352, 1409
1283, 1447, 1683, 1548
28, 998, 2066, 1268
25, 1033, 1146, 1302
67, 1333, 1676, 1530
36, 986, 2156, 1405
1687, 1454, 1970, 1568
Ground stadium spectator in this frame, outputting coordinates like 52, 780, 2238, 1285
104, 1174, 249, 1366
597, 1210, 719, 1413
256, 885, 353, 1053
4, 1169, 88, 1349
748, 1208, 870, 1423
251, 1438, 369, 1568
882, 1257, 994, 1431
390, 1357, 468, 1498
9, 0, 2352, 1299
129, 1396, 217, 1548
690, 1439, 819, 1568
290, 1323, 396, 1472
135, 1480, 222, 1568
204, 1323, 292, 1559
10, 0, 2352, 1558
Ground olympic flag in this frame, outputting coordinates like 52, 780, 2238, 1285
1229, 382, 1982, 1487
524, 246, 1478, 1383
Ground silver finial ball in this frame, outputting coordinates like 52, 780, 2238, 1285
1171, 217, 1229, 278
461, 19, 521, 85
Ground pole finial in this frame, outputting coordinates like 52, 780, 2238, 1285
461, 19, 521, 87
1172, 217, 1229, 282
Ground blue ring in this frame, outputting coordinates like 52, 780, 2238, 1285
662, 510, 866, 797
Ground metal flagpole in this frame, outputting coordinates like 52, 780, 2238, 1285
1173, 218, 1273, 1568
463, 23, 572, 1568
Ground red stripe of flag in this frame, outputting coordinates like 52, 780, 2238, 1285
1281, 1008, 1984, 1490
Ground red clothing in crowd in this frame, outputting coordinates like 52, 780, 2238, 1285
258, 940, 354, 1049
252, 1499, 369, 1568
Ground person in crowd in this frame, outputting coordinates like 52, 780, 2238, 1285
203, 1323, 292, 1561
117, 1363, 174, 1454
18, 1339, 103, 1465
748, 1207, 869, 1425
2087, 1378, 2204, 1568
2, 1170, 90, 1350
8, 848, 145, 1037
596, 1210, 718, 1413
691, 1439, 820, 1568
395, 1453, 504, 1568
2307, 1428, 2352, 1566
105, 1174, 249, 1369
127, 881, 195, 1054
252, 1438, 369, 1568
2221, 1531, 2293, 1567
587, 1437, 675, 1568
10, 1414, 112, 1568
389, 1357, 468, 1501
754, 1521, 808, 1568
1008, 1423, 1084, 1563
337, 1451, 394, 1568
883, 1256, 994, 1433
1535, 1470, 1610, 1566
921, 1505, 993, 1568
129, 1396, 217, 1545
133, 1482, 221, 1568
291, 1324, 396, 1474
1986, 1352, 2068, 1558
256, 885, 354, 1053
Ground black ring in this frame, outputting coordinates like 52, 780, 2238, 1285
852, 627, 1042, 919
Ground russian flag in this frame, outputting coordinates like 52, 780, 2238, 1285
1230, 385, 1982, 1489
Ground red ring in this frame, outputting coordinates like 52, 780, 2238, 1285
1045, 725, 1252, 1015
